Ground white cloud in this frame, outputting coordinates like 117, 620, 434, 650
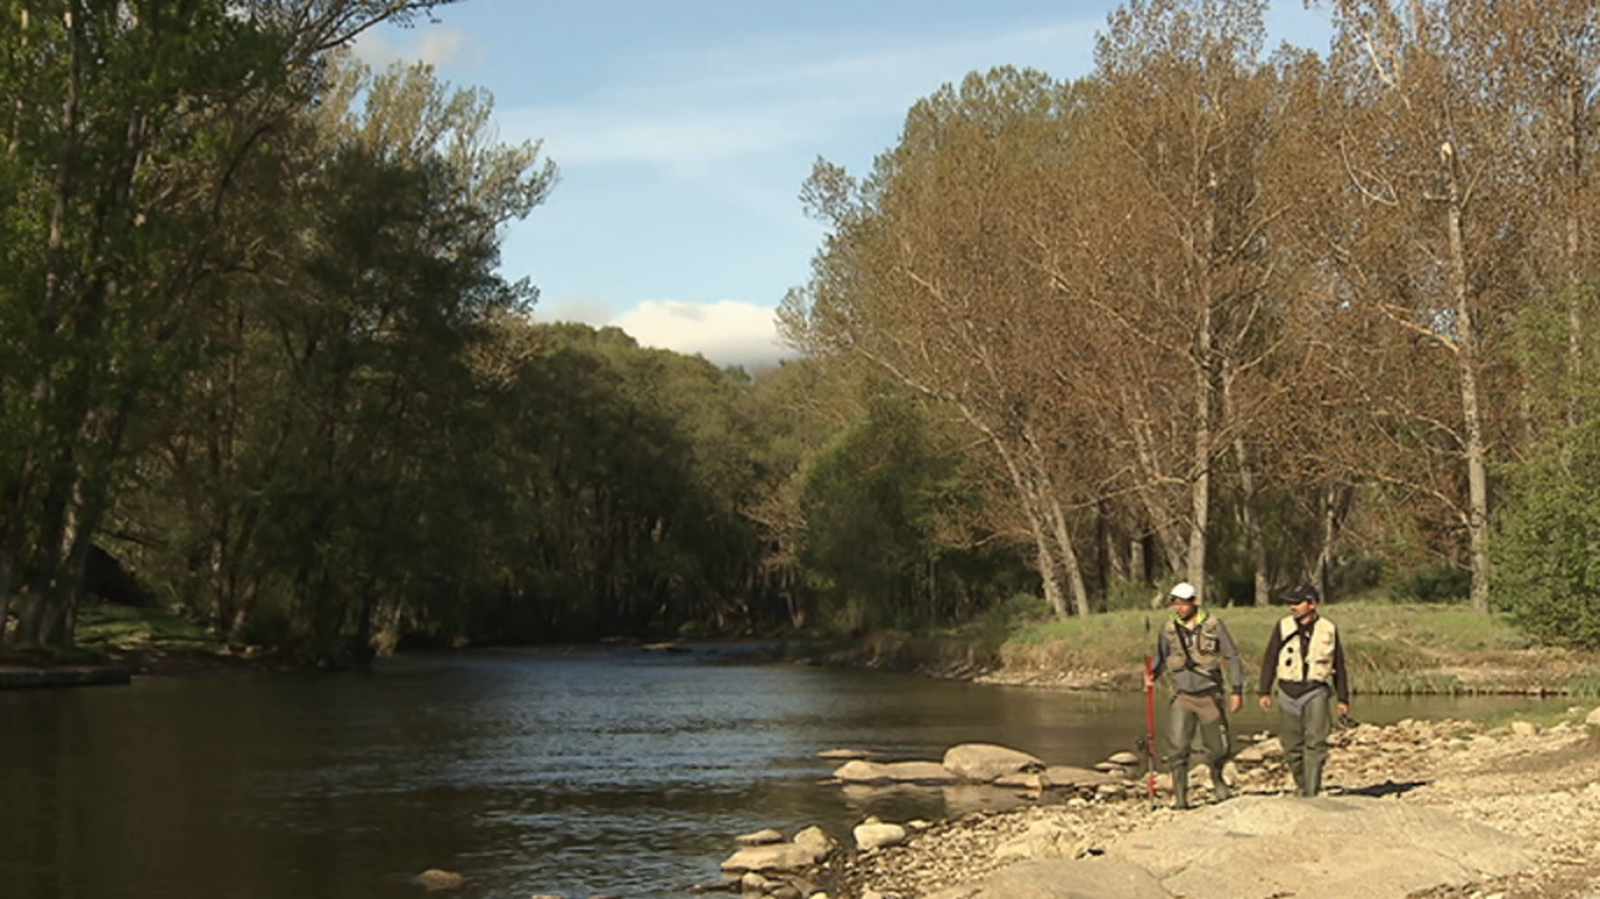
530, 295, 616, 326
614, 299, 794, 370
350, 27, 479, 69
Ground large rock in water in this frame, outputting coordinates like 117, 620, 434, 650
720, 841, 829, 873
942, 742, 1045, 782
832, 759, 960, 784
924, 795, 1534, 899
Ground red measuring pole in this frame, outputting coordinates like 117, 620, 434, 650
1143, 652, 1157, 801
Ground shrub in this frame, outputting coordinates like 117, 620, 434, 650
1491, 432, 1600, 650
1389, 564, 1473, 604
1101, 580, 1162, 613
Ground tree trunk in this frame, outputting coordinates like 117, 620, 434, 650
1315, 481, 1353, 599
1125, 387, 1187, 575
1185, 305, 1215, 599
1222, 362, 1269, 605
1042, 491, 1092, 616
1235, 435, 1270, 607
1445, 168, 1492, 614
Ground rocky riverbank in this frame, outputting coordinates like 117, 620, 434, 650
722, 708, 1600, 899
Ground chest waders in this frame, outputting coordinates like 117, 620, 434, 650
1164, 619, 1232, 809
1273, 617, 1338, 797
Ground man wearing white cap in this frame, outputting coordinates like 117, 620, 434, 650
1144, 581, 1246, 809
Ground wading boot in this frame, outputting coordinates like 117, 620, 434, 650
1171, 767, 1190, 810
1303, 757, 1324, 798
1209, 765, 1231, 803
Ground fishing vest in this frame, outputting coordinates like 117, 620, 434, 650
1275, 615, 1337, 684
1161, 611, 1225, 674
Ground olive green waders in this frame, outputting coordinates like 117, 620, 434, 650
1276, 687, 1334, 796
1165, 692, 1232, 809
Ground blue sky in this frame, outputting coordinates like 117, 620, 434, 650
357, 0, 1332, 370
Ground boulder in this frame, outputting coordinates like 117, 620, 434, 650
921, 858, 1170, 899
853, 821, 908, 851
1104, 794, 1534, 899
833, 759, 959, 785
1042, 765, 1122, 789
734, 827, 784, 846
720, 841, 828, 873
416, 869, 465, 891
792, 824, 837, 858
943, 743, 1045, 782
994, 771, 1046, 791
994, 819, 1083, 861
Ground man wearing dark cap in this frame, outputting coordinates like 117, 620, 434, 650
1258, 583, 1351, 797
1145, 581, 1246, 809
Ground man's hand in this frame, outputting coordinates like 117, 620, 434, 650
1338, 701, 1349, 717
1258, 694, 1273, 711
1143, 672, 1155, 690
1229, 693, 1243, 713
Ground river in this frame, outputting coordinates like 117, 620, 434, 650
0, 645, 1564, 899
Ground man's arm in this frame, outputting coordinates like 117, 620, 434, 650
1149, 623, 1170, 678
1257, 624, 1283, 710
1331, 628, 1351, 709
1215, 620, 1246, 712
1215, 621, 1246, 694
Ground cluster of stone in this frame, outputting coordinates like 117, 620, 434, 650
696, 742, 1146, 897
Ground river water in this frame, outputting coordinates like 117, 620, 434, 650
0, 645, 1564, 899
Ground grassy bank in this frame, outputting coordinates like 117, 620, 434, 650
828, 600, 1600, 697
0, 604, 261, 675
25, 600, 1600, 697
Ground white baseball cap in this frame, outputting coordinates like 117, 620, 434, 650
1168, 581, 1198, 601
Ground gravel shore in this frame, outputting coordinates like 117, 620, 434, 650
816, 709, 1600, 899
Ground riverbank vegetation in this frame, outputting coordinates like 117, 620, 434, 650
828, 594, 1600, 696
6, 1, 1600, 668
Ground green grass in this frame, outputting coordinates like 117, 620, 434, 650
979, 600, 1600, 695
1565, 671, 1600, 698
74, 603, 215, 652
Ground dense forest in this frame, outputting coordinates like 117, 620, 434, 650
3, 0, 1599, 666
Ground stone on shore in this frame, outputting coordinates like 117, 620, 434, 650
792, 825, 836, 858
854, 821, 908, 851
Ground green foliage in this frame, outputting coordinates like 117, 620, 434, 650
1492, 280, 1600, 649
74, 604, 214, 651
795, 388, 1028, 634
1492, 435, 1600, 649
1566, 672, 1600, 698
1101, 580, 1162, 613
1389, 564, 1474, 605
965, 592, 1054, 642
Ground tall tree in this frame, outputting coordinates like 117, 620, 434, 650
784, 67, 1097, 617
1051, 0, 1287, 602
0, 0, 458, 648
1321, 0, 1535, 612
